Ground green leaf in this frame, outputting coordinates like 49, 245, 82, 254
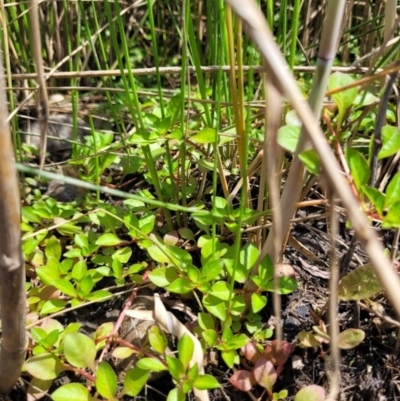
187, 264, 200, 282
193, 374, 221, 390
72, 260, 87, 282
379, 125, 400, 159
138, 214, 156, 235
383, 201, 400, 228
345, 147, 369, 191
354, 91, 379, 107
166, 278, 193, 294
147, 240, 171, 264
168, 245, 193, 269
190, 127, 217, 144
120, 155, 143, 175
198, 313, 215, 330
21, 207, 41, 224
94, 322, 114, 351
166, 355, 185, 381
56, 223, 82, 236
240, 243, 259, 271
45, 236, 62, 260
299, 149, 321, 175
40, 299, 68, 315
294, 385, 326, 401
230, 295, 246, 316
385, 172, 400, 209
329, 72, 357, 119
148, 267, 178, 287
221, 326, 233, 342
112, 347, 135, 359
251, 293, 267, 313
224, 259, 248, 283
80, 275, 94, 295
148, 325, 168, 354
64, 333, 96, 370
186, 363, 199, 388
221, 350, 236, 368
209, 281, 231, 301
128, 130, 161, 145
96, 361, 117, 400
25, 353, 65, 380
202, 329, 218, 347
111, 259, 123, 279
362, 186, 385, 216
337, 328, 365, 349
338, 264, 382, 301
85, 290, 112, 302
136, 358, 167, 372
277, 125, 300, 152
112, 247, 132, 263
74, 234, 89, 249
203, 294, 227, 321
285, 109, 301, 126
178, 333, 194, 370
95, 233, 122, 246
230, 333, 250, 349
178, 227, 195, 241
36, 264, 60, 286
265, 276, 298, 294
52, 383, 91, 401
201, 260, 224, 281
167, 388, 185, 401
259, 255, 275, 282
298, 331, 320, 348
53, 279, 77, 298
124, 367, 150, 396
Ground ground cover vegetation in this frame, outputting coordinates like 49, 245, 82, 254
0, 0, 400, 400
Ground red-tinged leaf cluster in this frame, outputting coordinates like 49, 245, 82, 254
229, 340, 294, 393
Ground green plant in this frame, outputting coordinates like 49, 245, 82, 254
25, 321, 219, 401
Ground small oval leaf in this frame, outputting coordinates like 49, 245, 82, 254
96, 361, 117, 400
64, 333, 96, 370
52, 383, 91, 401
337, 328, 365, 349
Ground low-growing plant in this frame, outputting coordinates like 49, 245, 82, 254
25, 320, 219, 401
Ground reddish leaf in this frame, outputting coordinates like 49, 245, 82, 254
295, 385, 326, 401
264, 340, 294, 365
241, 342, 263, 363
253, 357, 277, 395
229, 370, 256, 392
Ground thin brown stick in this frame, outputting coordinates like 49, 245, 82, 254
9, 65, 383, 81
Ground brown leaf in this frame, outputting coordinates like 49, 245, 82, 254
253, 357, 277, 394
241, 342, 263, 363
264, 340, 294, 365
229, 370, 256, 392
